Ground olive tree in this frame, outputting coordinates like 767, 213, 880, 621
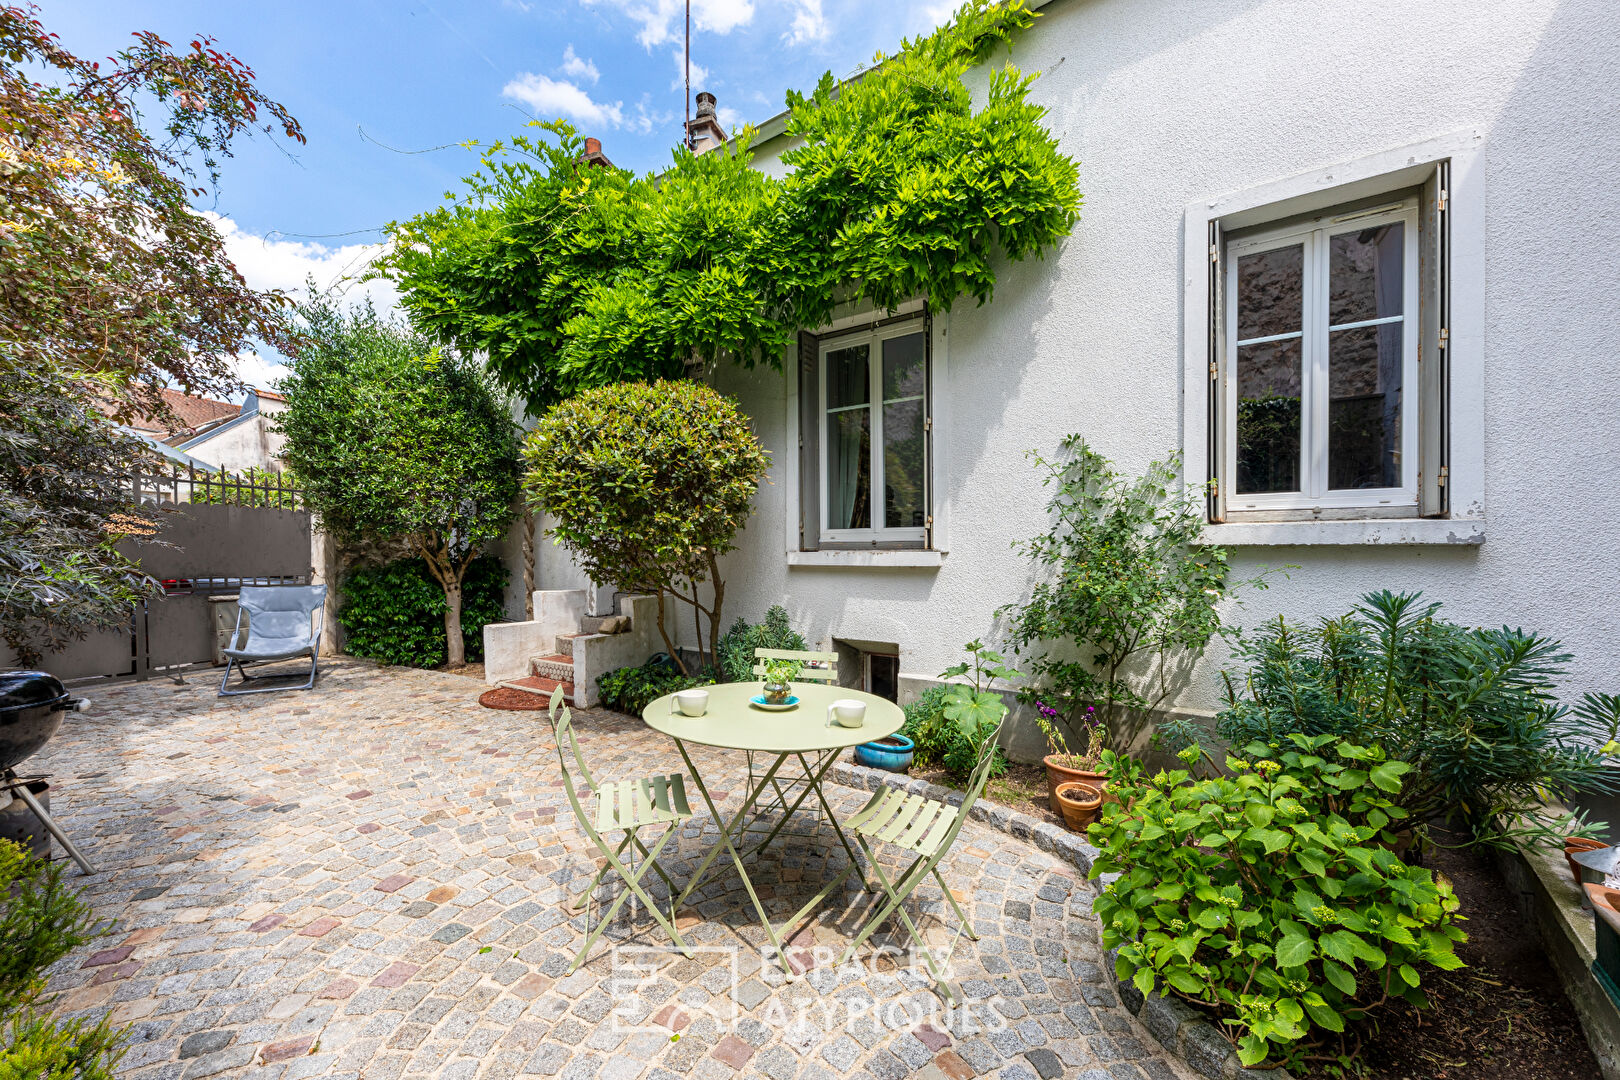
277, 296, 522, 666
524, 380, 769, 674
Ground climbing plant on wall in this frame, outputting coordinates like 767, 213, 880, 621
377, 0, 1081, 414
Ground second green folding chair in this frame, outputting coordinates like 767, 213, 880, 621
543, 688, 695, 973
837, 717, 1006, 1004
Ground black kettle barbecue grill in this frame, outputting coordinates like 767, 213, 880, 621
0, 671, 96, 874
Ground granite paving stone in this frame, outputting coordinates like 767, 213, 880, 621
35, 661, 1187, 1080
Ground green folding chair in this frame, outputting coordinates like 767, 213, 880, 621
837, 717, 1006, 1004
544, 688, 696, 973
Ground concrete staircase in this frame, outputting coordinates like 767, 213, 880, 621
484, 593, 663, 708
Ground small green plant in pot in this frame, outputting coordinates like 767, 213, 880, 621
761, 658, 801, 704
1035, 699, 1107, 812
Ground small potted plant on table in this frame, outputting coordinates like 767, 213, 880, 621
1035, 701, 1107, 815
761, 658, 800, 705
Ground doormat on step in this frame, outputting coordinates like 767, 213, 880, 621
478, 687, 550, 710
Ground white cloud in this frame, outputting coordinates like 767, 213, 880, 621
231, 349, 291, 395
672, 50, 711, 93
208, 214, 395, 311
581, 0, 754, 48
716, 105, 743, 129
560, 44, 600, 84
782, 0, 829, 45
204, 214, 396, 401
503, 72, 626, 128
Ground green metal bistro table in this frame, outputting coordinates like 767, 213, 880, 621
643, 681, 904, 973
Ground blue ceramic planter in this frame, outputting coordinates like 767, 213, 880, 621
854, 733, 915, 773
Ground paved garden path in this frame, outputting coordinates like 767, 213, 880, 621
34, 660, 1185, 1080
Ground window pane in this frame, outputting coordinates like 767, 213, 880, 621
1328, 324, 1402, 489
827, 408, 871, 530
826, 344, 870, 409
1329, 222, 1404, 327
882, 332, 926, 400
883, 398, 925, 529
1235, 338, 1302, 493
1236, 244, 1303, 340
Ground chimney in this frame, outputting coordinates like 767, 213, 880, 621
579, 136, 615, 169
685, 91, 727, 154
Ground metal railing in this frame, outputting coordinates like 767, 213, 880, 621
124, 464, 305, 510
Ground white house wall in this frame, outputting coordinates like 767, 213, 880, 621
689, 0, 1620, 713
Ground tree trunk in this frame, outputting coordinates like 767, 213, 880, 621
705, 550, 725, 674
653, 591, 686, 675
522, 510, 535, 620
443, 575, 465, 667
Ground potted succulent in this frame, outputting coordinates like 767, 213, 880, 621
761, 658, 801, 705
1035, 700, 1107, 813
1053, 780, 1103, 831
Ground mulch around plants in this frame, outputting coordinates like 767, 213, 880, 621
1303, 836, 1601, 1080
477, 686, 549, 710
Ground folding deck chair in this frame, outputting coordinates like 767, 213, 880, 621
218, 585, 326, 696
544, 688, 696, 973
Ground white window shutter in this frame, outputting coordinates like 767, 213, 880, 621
1419, 161, 1450, 517
798, 330, 821, 549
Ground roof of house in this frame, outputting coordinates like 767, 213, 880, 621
100, 387, 241, 437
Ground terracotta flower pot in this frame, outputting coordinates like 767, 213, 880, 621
1054, 781, 1103, 832
1044, 754, 1106, 813
1566, 836, 1608, 893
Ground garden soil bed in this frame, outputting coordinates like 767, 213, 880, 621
1304, 836, 1600, 1080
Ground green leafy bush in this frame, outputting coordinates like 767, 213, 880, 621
902, 685, 956, 767
597, 657, 713, 717
339, 556, 507, 668
717, 606, 809, 683
1194, 590, 1620, 849
901, 641, 1017, 781
1089, 735, 1465, 1070
0, 839, 125, 1079
1000, 436, 1269, 751
524, 380, 769, 675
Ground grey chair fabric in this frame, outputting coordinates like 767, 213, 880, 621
219, 585, 326, 696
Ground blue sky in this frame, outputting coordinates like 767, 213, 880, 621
51, 0, 955, 397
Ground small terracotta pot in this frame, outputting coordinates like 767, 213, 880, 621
1044, 755, 1106, 813
1054, 781, 1103, 832
1567, 836, 1608, 893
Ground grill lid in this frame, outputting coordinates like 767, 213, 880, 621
0, 670, 70, 712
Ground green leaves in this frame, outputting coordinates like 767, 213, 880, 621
1088, 736, 1466, 1069
378, 3, 1081, 416
941, 688, 1007, 735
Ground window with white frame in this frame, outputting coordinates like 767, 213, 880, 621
1224, 199, 1419, 513
801, 319, 931, 548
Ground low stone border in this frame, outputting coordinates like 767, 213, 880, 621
829, 758, 1290, 1080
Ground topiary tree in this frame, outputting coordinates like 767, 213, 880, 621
276, 295, 522, 666
525, 380, 769, 674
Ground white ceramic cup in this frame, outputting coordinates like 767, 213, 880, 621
828, 699, 867, 728
673, 689, 709, 717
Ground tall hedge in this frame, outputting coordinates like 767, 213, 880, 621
338, 556, 508, 668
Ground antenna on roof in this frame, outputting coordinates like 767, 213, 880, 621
683, 0, 694, 151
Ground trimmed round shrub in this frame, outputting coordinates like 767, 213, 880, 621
339, 556, 508, 668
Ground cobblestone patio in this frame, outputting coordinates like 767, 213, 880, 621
34, 660, 1185, 1080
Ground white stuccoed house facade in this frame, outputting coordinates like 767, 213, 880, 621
510, 0, 1619, 754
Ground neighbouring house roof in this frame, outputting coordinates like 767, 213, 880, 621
123, 427, 220, 472
97, 387, 241, 441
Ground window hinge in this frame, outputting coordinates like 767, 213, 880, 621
1437, 466, 1449, 488
1210, 477, 1219, 498
926, 515, 934, 528
1437, 188, 1448, 212
924, 416, 933, 432
1438, 327, 1449, 351
1209, 243, 1220, 264
1208, 360, 1218, 380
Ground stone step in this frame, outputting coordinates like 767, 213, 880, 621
502, 675, 574, 704
530, 654, 574, 682
554, 633, 581, 658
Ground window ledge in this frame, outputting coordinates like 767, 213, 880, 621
787, 549, 947, 569
1201, 518, 1485, 547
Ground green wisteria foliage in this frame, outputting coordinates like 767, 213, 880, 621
379, 0, 1080, 413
